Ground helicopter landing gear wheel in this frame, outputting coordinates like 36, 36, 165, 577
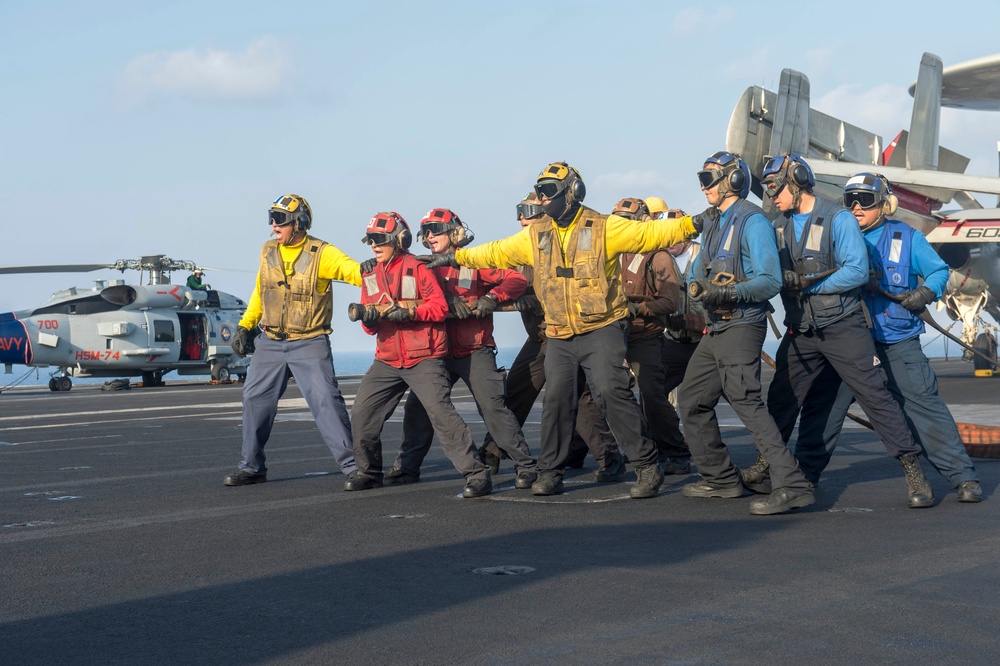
973, 332, 998, 372
49, 378, 58, 392
55, 376, 72, 392
211, 363, 230, 382
142, 371, 164, 387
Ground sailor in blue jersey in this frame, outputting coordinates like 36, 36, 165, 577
794, 173, 982, 503
748, 154, 936, 509
679, 151, 815, 516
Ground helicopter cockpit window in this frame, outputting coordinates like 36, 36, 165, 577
153, 320, 175, 343
32, 295, 124, 316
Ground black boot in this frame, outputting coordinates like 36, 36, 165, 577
899, 454, 934, 508
738, 452, 771, 494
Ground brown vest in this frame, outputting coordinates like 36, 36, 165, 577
258, 236, 333, 340
529, 207, 628, 339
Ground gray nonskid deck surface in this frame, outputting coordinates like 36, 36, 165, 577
2, 359, 998, 665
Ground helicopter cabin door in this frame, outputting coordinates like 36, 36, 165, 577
177, 312, 208, 362
143, 312, 181, 364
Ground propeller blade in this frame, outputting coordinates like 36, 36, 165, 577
0, 264, 116, 274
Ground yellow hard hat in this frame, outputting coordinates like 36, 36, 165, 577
644, 196, 669, 216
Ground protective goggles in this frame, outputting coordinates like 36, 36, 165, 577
697, 169, 725, 189
762, 178, 786, 199
762, 154, 789, 179
365, 232, 395, 246
534, 180, 565, 199
517, 202, 545, 220
419, 222, 453, 237
269, 211, 296, 227
844, 191, 880, 210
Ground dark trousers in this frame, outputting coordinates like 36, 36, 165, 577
483, 335, 619, 467
795, 336, 979, 486
394, 347, 537, 474
679, 321, 810, 491
239, 334, 355, 475
627, 335, 688, 459
540, 321, 657, 475
769, 310, 922, 470
351, 359, 488, 481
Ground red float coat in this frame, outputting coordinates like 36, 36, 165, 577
360, 251, 449, 369
430, 265, 528, 358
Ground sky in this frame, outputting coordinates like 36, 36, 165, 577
3, 0, 1000, 359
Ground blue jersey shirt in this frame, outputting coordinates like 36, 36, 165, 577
687, 208, 781, 305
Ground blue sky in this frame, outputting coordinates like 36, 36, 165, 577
3, 0, 1000, 355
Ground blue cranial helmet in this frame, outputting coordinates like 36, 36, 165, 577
699, 151, 751, 199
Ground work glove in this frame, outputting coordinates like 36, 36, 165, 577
449, 297, 474, 319
360, 258, 377, 275
231, 326, 255, 358
666, 312, 685, 330
416, 252, 459, 270
864, 271, 882, 294
383, 304, 413, 322
361, 305, 380, 325
511, 295, 538, 312
473, 294, 498, 318
690, 278, 738, 306
899, 285, 935, 313
626, 300, 641, 319
782, 270, 803, 291
689, 206, 719, 235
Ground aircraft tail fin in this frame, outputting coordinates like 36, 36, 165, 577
907, 52, 943, 171
769, 69, 811, 158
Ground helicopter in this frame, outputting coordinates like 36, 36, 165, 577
0, 255, 249, 391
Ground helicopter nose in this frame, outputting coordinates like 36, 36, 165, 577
0, 313, 32, 365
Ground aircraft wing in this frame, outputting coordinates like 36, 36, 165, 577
926, 209, 1000, 243
807, 161, 1000, 196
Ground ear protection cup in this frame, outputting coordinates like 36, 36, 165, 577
420, 235, 431, 249
883, 194, 899, 216
571, 178, 586, 202
791, 165, 812, 188
450, 225, 475, 248
398, 228, 412, 250
729, 168, 746, 195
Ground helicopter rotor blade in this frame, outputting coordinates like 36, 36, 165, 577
0, 264, 117, 275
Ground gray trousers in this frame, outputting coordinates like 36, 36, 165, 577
627, 335, 688, 460
394, 347, 537, 474
796, 336, 979, 486
482, 335, 620, 467
769, 310, 921, 466
540, 320, 657, 475
351, 358, 488, 482
679, 322, 810, 491
239, 334, 355, 475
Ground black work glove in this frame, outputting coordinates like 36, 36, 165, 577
899, 285, 935, 313
231, 326, 255, 358
416, 252, 459, 269
782, 270, 803, 291
360, 258, 377, 275
690, 278, 738, 306
361, 305, 380, 325
689, 206, 719, 235
383, 304, 413, 322
473, 295, 498, 318
449, 297, 474, 319
511, 295, 537, 312
666, 312, 685, 330
864, 271, 882, 294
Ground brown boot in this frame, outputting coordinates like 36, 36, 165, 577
899, 454, 934, 508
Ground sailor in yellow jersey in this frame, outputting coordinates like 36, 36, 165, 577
223, 194, 362, 487
421, 162, 708, 498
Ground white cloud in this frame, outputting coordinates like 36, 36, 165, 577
117, 37, 287, 108
672, 7, 735, 36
